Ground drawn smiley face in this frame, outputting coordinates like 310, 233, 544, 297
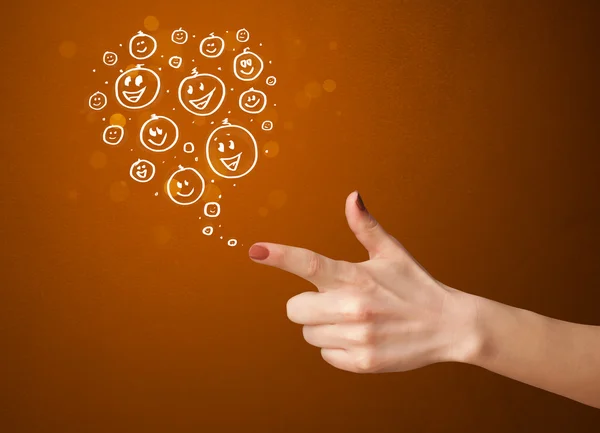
129, 159, 156, 183
206, 119, 258, 179
178, 69, 225, 116
233, 48, 264, 82
171, 27, 188, 44
168, 56, 182, 69
89, 91, 107, 110
102, 125, 124, 145
166, 165, 205, 206
204, 201, 221, 217
199, 32, 225, 58
103, 51, 118, 66
236, 28, 250, 43
129, 31, 157, 60
139, 114, 179, 152
114, 65, 161, 109
239, 88, 267, 114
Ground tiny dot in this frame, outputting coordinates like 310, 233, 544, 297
227, 111, 231, 114
230, 88, 234, 91
161, 55, 164, 58
233, 184, 236, 187
102, 117, 106, 121
232, 48, 236, 52
119, 69, 123, 73
158, 67, 162, 71
119, 43, 123, 47
195, 157, 198, 162
218, 67, 222, 70
192, 59, 195, 62
92, 69, 96, 72
218, 225, 221, 227
250, 119, 254, 122
274, 104, 277, 107
218, 194, 221, 198
259, 43, 263, 46
220, 236, 223, 239
193, 35, 196, 38
128, 118, 132, 120
105, 81, 108, 85
211, 121, 214, 124
155, 192, 158, 196
211, 180, 214, 183
269, 60, 272, 64
172, 107, 175, 110
166, 90, 170, 93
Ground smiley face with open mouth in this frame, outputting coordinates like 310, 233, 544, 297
88, 91, 107, 111
166, 165, 205, 206
206, 118, 258, 179
129, 31, 157, 60
115, 65, 161, 110
178, 68, 225, 116
239, 88, 267, 114
139, 114, 179, 152
129, 159, 156, 183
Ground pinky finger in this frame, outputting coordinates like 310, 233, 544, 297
320, 348, 354, 372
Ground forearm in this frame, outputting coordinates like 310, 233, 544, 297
455, 290, 600, 408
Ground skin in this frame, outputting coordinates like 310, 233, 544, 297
248, 191, 600, 409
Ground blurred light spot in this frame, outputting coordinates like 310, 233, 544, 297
203, 183, 222, 202
110, 113, 126, 126
258, 207, 269, 217
268, 190, 287, 210
109, 181, 129, 202
305, 81, 323, 98
329, 41, 338, 50
323, 79, 337, 93
144, 16, 159, 31
90, 151, 107, 169
263, 141, 279, 158
154, 225, 172, 245
59, 41, 77, 58
295, 91, 311, 109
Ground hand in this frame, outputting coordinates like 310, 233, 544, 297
249, 191, 481, 373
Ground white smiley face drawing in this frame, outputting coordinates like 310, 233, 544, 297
177, 69, 226, 116
166, 165, 205, 206
206, 118, 258, 179
139, 114, 179, 153
129, 31, 157, 60
239, 88, 267, 114
129, 159, 156, 183
89, 91, 107, 110
199, 32, 225, 58
233, 48, 264, 82
171, 27, 188, 44
168, 56, 182, 69
102, 125, 124, 145
236, 28, 250, 43
114, 65, 161, 110
103, 51, 118, 66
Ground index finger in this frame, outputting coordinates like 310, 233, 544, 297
249, 242, 342, 288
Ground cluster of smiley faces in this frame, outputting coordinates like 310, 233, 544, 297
91, 28, 272, 207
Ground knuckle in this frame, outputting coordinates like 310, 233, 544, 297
352, 349, 378, 373
347, 324, 376, 345
341, 297, 374, 322
306, 253, 322, 278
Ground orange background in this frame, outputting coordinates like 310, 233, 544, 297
2, 0, 600, 431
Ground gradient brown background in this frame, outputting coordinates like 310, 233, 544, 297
2, 0, 600, 431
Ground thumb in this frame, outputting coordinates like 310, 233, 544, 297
345, 191, 399, 258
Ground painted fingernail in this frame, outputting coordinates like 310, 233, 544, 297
356, 192, 367, 212
249, 244, 270, 260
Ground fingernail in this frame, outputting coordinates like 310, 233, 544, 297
249, 244, 270, 260
356, 192, 367, 212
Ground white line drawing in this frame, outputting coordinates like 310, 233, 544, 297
171, 27, 188, 44
89, 91, 107, 110
139, 114, 179, 153
129, 31, 157, 60
239, 88, 267, 114
206, 118, 258, 179
103, 51, 118, 66
202, 226, 213, 236
129, 158, 156, 183
236, 28, 250, 42
168, 56, 183, 69
233, 48, 264, 82
199, 33, 225, 58
261, 120, 273, 131
266, 76, 276, 86
103, 125, 125, 145
178, 68, 226, 116
204, 202, 221, 217
183, 142, 195, 153
166, 165, 205, 206
227, 239, 238, 247
114, 65, 161, 110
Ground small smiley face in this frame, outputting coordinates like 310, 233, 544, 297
103, 51, 118, 66
171, 27, 188, 44
233, 48, 264, 82
261, 120, 273, 131
266, 76, 276, 86
236, 28, 250, 43
168, 56, 182, 69
103, 125, 124, 145
129, 31, 157, 60
239, 88, 267, 114
129, 159, 156, 183
200, 32, 225, 58
204, 201, 221, 217
139, 114, 179, 152
89, 91, 107, 111
166, 165, 205, 206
